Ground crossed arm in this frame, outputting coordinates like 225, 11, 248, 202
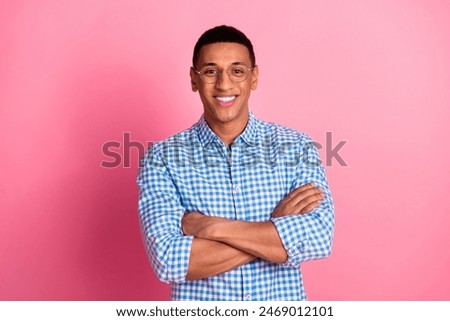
182, 183, 324, 280
138, 135, 334, 284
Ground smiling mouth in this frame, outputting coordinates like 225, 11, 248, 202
215, 95, 237, 102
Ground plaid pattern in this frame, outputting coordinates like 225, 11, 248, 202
137, 111, 335, 300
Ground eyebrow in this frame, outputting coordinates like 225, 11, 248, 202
198, 62, 249, 68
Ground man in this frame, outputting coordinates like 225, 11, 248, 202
137, 25, 334, 300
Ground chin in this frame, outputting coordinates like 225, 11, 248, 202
213, 107, 242, 122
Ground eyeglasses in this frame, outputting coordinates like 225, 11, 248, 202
193, 64, 255, 84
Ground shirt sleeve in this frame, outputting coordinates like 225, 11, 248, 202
270, 133, 335, 266
137, 143, 193, 284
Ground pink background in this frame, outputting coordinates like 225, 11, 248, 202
1, 0, 450, 300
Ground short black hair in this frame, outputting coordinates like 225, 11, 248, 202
192, 25, 256, 68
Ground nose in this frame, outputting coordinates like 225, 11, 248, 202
214, 70, 234, 91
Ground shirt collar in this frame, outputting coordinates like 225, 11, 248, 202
239, 110, 258, 146
195, 110, 259, 147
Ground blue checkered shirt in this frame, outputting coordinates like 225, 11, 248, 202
137, 111, 335, 300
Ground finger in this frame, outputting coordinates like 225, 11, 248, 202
184, 212, 203, 219
181, 216, 189, 235
295, 193, 324, 212
289, 183, 316, 196
275, 184, 322, 216
290, 187, 323, 205
280, 190, 322, 215
280, 188, 321, 214
299, 200, 322, 214
288, 183, 323, 200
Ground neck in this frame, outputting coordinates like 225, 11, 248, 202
206, 114, 249, 147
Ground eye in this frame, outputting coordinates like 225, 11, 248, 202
231, 67, 246, 76
202, 69, 219, 77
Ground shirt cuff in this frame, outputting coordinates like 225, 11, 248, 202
165, 235, 194, 283
271, 215, 310, 266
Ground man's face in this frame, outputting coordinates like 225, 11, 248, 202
190, 42, 258, 127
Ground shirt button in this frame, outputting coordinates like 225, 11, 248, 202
234, 186, 240, 193
245, 294, 251, 300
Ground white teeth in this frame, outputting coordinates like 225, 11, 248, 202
216, 96, 236, 102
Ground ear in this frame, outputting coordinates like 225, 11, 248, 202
190, 67, 198, 92
250, 65, 259, 90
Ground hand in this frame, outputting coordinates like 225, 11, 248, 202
271, 183, 324, 218
181, 212, 227, 238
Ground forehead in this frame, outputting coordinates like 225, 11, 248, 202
197, 42, 251, 67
